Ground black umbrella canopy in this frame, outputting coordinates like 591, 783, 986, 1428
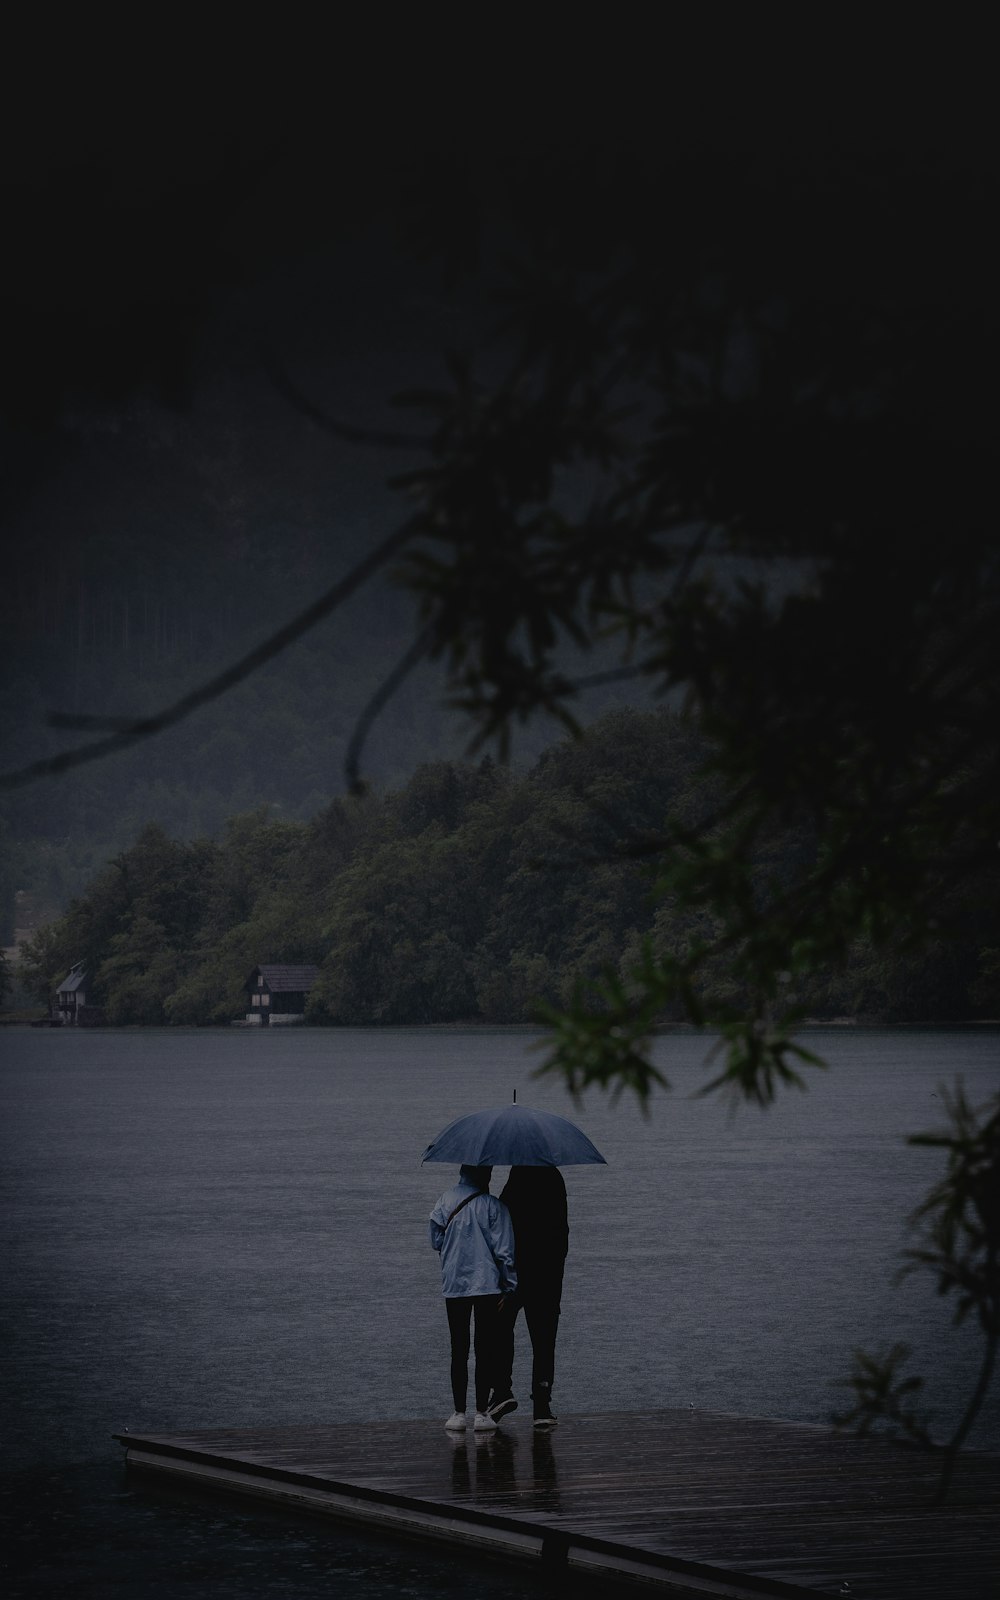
422, 1102, 606, 1167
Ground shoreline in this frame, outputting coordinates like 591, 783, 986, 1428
2, 1016, 998, 1031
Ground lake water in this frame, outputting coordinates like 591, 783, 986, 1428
2, 1024, 998, 1596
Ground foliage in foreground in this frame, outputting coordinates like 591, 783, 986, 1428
834, 1084, 999, 1499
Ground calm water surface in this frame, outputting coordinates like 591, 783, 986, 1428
2, 1024, 998, 1595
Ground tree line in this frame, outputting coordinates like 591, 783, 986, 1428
17, 708, 998, 1028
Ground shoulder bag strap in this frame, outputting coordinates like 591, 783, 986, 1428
444, 1190, 485, 1228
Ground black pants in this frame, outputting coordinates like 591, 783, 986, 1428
494, 1272, 563, 1400
445, 1295, 503, 1413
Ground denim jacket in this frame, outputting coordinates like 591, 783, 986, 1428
429, 1174, 517, 1297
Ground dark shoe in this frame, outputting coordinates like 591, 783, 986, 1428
533, 1383, 556, 1427
488, 1393, 518, 1422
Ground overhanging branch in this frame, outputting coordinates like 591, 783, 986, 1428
0, 518, 421, 791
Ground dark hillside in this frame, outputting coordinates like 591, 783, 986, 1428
19, 709, 998, 1028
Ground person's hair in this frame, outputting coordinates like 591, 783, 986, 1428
460, 1164, 492, 1189
502, 1165, 566, 1199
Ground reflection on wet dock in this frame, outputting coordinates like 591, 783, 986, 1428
115, 1408, 1000, 1598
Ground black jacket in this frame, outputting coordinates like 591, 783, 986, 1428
499, 1167, 568, 1291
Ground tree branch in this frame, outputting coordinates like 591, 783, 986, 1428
0, 519, 421, 792
344, 622, 437, 794
260, 345, 430, 450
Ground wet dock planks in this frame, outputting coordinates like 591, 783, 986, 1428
115, 1409, 1000, 1598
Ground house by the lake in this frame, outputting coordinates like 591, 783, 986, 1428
244, 964, 319, 1026
55, 962, 105, 1025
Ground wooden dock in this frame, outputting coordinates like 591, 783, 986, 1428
115, 1409, 1000, 1599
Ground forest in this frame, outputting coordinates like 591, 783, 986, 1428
16, 708, 998, 1029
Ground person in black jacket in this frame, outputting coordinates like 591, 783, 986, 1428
487, 1165, 569, 1427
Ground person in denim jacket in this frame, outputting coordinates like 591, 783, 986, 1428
429, 1164, 517, 1432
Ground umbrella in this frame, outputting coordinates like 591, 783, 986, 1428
421, 1101, 606, 1167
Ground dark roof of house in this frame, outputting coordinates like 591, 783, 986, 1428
57, 964, 87, 993
250, 964, 320, 993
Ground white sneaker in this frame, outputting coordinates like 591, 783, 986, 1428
473, 1411, 497, 1431
444, 1411, 467, 1431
